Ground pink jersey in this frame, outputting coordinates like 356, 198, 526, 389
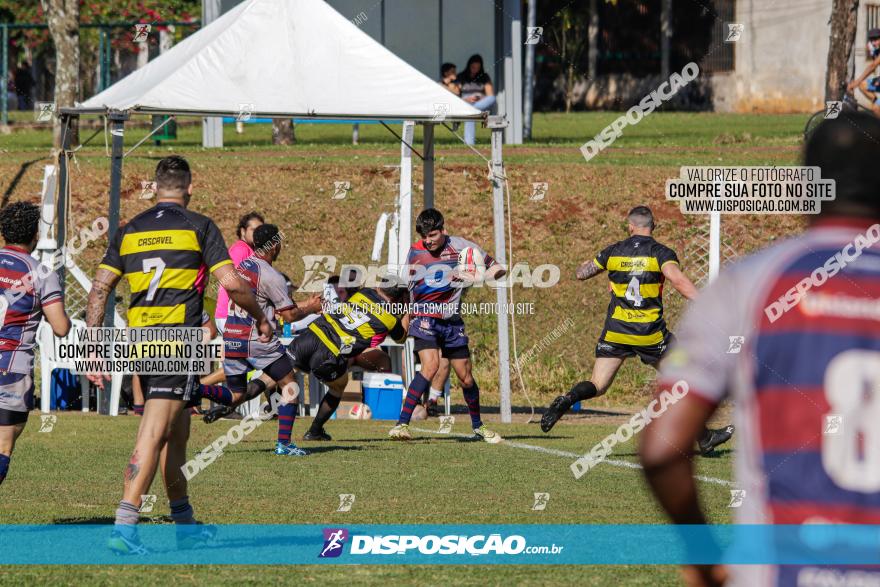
214, 239, 253, 320
659, 218, 880, 586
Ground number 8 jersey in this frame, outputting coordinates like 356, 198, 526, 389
593, 235, 680, 347
98, 201, 232, 328
659, 219, 880, 586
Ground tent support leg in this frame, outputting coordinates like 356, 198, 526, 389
57, 113, 74, 290
399, 121, 416, 387
423, 123, 435, 209
106, 111, 128, 328
488, 117, 511, 423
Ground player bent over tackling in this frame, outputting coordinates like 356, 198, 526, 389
207, 275, 409, 441
204, 224, 321, 456
541, 206, 734, 456
389, 208, 506, 442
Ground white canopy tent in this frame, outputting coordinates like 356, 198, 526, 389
60, 0, 514, 421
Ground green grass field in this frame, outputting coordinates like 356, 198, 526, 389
0, 112, 805, 584
0, 409, 734, 585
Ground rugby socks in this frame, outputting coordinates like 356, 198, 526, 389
198, 384, 233, 405
462, 382, 482, 429
277, 402, 297, 444
398, 373, 430, 425
429, 387, 443, 402
311, 394, 341, 432
0, 454, 9, 485
170, 496, 196, 525
132, 404, 144, 416
114, 500, 140, 539
565, 381, 598, 404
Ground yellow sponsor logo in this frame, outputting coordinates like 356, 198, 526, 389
128, 304, 186, 327
606, 256, 661, 273
121, 230, 200, 255
611, 306, 660, 323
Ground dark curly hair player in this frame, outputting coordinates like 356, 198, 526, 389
0, 201, 70, 489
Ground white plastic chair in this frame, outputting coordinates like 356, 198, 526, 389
38, 319, 123, 415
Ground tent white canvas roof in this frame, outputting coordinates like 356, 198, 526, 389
73, 0, 483, 121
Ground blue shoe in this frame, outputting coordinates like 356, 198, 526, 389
274, 441, 309, 456
176, 522, 218, 550
108, 529, 150, 555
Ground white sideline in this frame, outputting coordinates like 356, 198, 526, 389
410, 426, 734, 488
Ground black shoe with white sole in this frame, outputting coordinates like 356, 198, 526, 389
698, 425, 735, 456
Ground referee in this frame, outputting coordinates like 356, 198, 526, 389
86, 155, 271, 554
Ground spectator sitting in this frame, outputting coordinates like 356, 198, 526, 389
439, 62, 460, 96
456, 54, 495, 145
13, 62, 34, 111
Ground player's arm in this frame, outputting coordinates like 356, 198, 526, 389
43, 303, 71, 338
849, 56, 880, 90
485, 262, 506, 281
639, 269, 741, 587
661, 262, 699, 301
85, 267, 122, 389
39, 267, 70, 337
86, 267, 121, 328
277, 294, 323, 324
640, 394, 714, 523
640, 394, 725, 587
213, 264, 271, 340
202, 312, 218, 339
575, 259, 604, 281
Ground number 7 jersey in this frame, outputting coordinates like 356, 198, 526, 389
593, 235, 680, 347
98, 202, 232, 328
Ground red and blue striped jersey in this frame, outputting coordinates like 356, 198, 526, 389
659, 219, 880, 586
0, 246, 63, 374
223, 257, 293, 359
407, 235, 496, 319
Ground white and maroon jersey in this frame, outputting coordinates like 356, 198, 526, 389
407, 235, 497, 319
658, 219, 880, 587
0, 246, 63, 374
223, 256, 293, 359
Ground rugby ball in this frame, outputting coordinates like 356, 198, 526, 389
348, 403, 373, 420
411, 404, 428, 421
457, 247, 486, 278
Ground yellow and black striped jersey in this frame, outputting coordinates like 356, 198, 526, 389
309, 288, 407, 357
98, 202, 232, 328
593, 235, 679, 347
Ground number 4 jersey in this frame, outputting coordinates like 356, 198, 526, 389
99, 202, 232, 328
593, 235, 680, 347
659, 219, 880, 587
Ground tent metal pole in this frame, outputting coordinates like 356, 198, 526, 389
523, 0, 536, 140
57, 113, 74, 291
1, 24, 8, 127
399, 121, 415, 387
105, 111, 128, 328
488, 116, 511, 423
423, 123, 435, 209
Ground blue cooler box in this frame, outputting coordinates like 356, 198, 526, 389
362, 373, 405, 420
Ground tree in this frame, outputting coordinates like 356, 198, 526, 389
826, 0, 860, 101
549, 6, 588, 113
41, 0, 79, 147
272, 119, 295, 145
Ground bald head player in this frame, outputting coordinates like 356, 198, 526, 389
541, 205, 734, 456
